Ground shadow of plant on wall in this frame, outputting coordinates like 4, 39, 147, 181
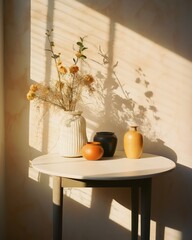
87, 48, 160, 148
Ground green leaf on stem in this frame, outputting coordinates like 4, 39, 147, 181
52, 54, 59, 59
82, 47, 88, 51
77, 42, 83, 47
81, 55, 87, 59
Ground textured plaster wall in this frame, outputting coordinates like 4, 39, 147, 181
0, 0, 4, 239
4, 0, 192, 240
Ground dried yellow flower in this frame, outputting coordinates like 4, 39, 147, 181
30, 84, 38, 92
83, 74, 94, 85
58, 66, 67, 74
69, 65, 79, 74
27, 90, 36, 100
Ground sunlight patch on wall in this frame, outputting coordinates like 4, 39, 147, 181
64, 188, 92, 208
28, 161, 41, 182
109, 199, 157, 238
150, 220, 157, 240
28, 160, 53, 184
113, 21, 192, 125
109, 199, 132, 230
164, 227, 182, 240
27, 167, 92, 208
112, 20, 192, 164
29, 103, 44, 152
31, 0, 50, 82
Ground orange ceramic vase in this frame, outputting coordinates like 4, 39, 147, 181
124, 126, 143, 159
81, 142, 104, 160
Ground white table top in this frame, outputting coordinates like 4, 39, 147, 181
31, 151, 176, 180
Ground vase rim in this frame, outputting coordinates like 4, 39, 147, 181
96, 131, 114, 135
62, 110, 82, 115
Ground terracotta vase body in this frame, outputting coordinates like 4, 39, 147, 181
93, 132, 117, 157
81, 142, 104, 160
59, 111, 87, 157
124, 126, 143, 159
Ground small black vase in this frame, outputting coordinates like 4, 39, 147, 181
93, 132, 117, 157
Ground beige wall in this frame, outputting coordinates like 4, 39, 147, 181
4, 0, 192, 239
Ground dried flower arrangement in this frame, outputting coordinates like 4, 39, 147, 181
27, 29, 95, 111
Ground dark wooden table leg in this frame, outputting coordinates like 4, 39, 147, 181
140, 178, 152, 240
131, 185, 139, 240
53, 176, 63, 240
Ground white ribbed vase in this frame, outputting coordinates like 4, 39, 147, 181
59, 111, 87, 157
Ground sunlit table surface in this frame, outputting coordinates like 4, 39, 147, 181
31, 151, 176, 180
